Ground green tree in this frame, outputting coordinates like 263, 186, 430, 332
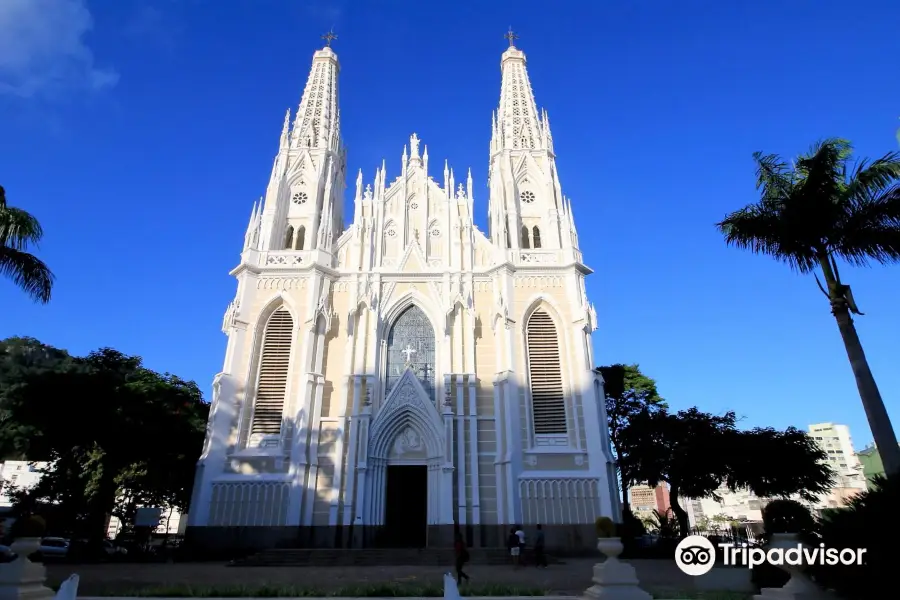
619, 407, 833, 537
716, 139, 900, 476
728, 425, 833, 500
0, 343, 208, 538
0, 186, 54, 303
596, 364, 666, 511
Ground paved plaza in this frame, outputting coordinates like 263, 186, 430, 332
44, 559, 750, 597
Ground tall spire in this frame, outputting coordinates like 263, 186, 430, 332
493, 30, 543, 152
290, 36, 341, 152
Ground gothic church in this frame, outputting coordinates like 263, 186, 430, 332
187, 34, 620, 552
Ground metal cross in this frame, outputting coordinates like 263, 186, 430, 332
322, 30, 338, 47
401, 345, 417, 364
504, 27, 518, 47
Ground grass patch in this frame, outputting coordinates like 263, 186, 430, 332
105, 583, 548, 597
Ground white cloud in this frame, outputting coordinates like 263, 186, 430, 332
0, 0, 118, 98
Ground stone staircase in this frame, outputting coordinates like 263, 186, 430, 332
230, 547, 562, 567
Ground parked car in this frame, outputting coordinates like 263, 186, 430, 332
37, 537, 69, 560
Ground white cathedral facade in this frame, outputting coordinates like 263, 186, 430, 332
186, 38, 620, 551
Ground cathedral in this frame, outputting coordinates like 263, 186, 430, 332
186, 34, 620, 552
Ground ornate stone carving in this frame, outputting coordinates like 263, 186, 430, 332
392, 426, 423, 455
267, 253, 305, 266
222, 300, 239, 333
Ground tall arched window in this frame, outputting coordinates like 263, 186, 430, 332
250, 308, 294, 436
295, 225, 306, 250
532, 226, 542, 249
521, 225, 530, 249
284, 225, 294, 250
385, 306, 435, 401
526, 309, 567, 435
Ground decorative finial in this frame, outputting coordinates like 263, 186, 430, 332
504, 27, 518, 47
322, 29, 338, 47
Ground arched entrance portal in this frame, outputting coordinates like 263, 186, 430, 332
365, 368, 452, 547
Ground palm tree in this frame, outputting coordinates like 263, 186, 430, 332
0, 185, 54, 303
717, 139, 900, 477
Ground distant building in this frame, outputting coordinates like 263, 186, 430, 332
0, 461, 49, 507
629, 483, 670, 518
686, 486, 767, 526
856, 444, 898, 490
808, 422, 867, 510
107, 507, 186, 538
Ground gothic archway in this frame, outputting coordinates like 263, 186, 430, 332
385, 305, 436, 402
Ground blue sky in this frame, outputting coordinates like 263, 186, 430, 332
2, 0, 898, 449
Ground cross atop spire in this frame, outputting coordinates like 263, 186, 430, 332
322, 29, 337, 47
504, 27, 518, 47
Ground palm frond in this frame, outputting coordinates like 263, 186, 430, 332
752, 152, 793, 203
833, 183, 900, 266
717, 202, 819, 272
0, 247, 54, 304
795, 139, 852, 211
845, 152, 900, 207
0, 205, 45, 251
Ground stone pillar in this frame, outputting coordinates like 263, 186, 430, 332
0, 539, 54, 600
582, 538, 652, 600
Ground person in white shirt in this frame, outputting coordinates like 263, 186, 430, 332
515, 525, 526, 565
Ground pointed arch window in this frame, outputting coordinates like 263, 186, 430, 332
385, 306, 435, 401
295, 225, 306, 250
526, 309, 567, 435
532, 226, 542, 249
251, 308, 294, 436
521, 225, 530, 249
284, 225, 294, 250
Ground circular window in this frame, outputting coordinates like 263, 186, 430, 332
521, 190, 536, 203
386, 229, 397, 237
430, 228, 440, 237
292, 191, 308, 205
410, 202, 419, 209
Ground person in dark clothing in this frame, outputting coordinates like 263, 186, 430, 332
507, 527, 521, 568
454, 530, 471, 584
533, 524, 547, 568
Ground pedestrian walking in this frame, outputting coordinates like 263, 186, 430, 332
454, 530, 471, 584
533, 524, 547, 568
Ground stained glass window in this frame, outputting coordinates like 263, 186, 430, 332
385, 306, 436, 401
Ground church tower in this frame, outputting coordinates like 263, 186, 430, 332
487, 31, 580, 265
187, 32, 619, 555
254, 39, 345, 261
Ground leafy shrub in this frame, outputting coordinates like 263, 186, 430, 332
10, 515, 46, 538
594, 516, 616, 538
807, 475, 897, 600
761, 499, 815, 535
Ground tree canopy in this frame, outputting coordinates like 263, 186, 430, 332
596, 364, 666, 506
0, 337, 208, 538
618, 406, 833, 537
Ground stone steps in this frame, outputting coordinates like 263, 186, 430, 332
231, 548, 561, 567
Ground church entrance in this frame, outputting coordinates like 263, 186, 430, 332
384, 465, 428, 547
